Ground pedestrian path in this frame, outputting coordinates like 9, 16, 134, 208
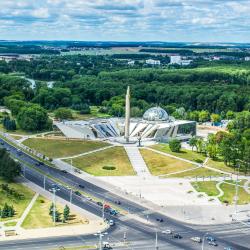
145, 147, 201, 166
125, 146, 151, 177
58, 145, 115, 160
16, 193, 39, 228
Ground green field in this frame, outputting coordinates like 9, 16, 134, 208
168, 167, 224, 178
207, 159, 247, 175
219, 182, 250, 205
0, 179, 35, 222
140, 149, 195, 176
65, 147, 135, 176
150, 144, 206, 163
191, 181, 220, 196
22, 195, 87, 229
0, 123, 40, 136
22, 138, 110, 158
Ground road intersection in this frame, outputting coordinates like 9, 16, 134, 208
0, 137, 249, 250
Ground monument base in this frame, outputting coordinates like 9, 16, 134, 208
113, 137, 137, 145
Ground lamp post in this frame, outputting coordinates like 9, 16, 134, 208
49, 185, 60, 226
94, 231, 108, 250
201, 232, 208, 250
234, 163, 240, 220
155, 230, 158, 250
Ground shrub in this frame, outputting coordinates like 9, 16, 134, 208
194, 159, 203, 163
102, 166, 116, 170
169, 139, 181, 152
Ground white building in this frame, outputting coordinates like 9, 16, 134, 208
170, 55, 192, 66
245, 57, 250, 61
146, 59, 161, 65
170, 55, 182, 65
55, 107, 196, 142
127, 60, 135, 66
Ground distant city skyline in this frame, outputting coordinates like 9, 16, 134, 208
1, 0, 250, 42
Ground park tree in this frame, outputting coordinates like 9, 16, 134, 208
3, 116, 16, 131
199, 110, 210, 123
189, 137, 198, 151
17, 104, 52, 131
210, 113, 221, 124
63, 205, 70, 222
196, 138, 205, 153
188, 111, 200, 122
169, 139, 181, 152
0, 148, 21, 181
54, 108, 73, 120
226, 110, 235, 120
79, 104, 91, 114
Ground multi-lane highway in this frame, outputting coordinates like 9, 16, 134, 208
0, 137, 249, 250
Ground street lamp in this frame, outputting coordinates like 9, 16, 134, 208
49, 184, 60, 226
67, 187, 73, 204
155, 229, 158, 250
201, 232, 208, 250
94, 231, 108, 250
234, 163, 240, 220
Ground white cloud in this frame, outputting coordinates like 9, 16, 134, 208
0, 0, 249, 42
32, 8, 50, 18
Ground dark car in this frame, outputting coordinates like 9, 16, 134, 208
115, 200, 121, 205
206, 236, 216, 242
172, 233, 182, 239
78, 184, 85, 188
156, 218, 164, 222
74, 191, 81, 196
97, 201, 103, 207
61, 170, 68, 174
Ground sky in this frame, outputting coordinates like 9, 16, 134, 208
0, 0, 250, 42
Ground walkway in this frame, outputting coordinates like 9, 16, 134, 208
125, 146, 151, 177
145, 147, 201, 166
58, 145, 115, 160
16, 193, 39, 228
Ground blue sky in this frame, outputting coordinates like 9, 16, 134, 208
1, 0, 250, 42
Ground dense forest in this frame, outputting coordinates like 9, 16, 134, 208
0, 54, 249, 129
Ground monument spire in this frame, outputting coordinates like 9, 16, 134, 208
124, 86, 130, 142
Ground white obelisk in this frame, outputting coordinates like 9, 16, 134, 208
124, 86, 130, 142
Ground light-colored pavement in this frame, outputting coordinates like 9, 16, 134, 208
124, 146, 151, 177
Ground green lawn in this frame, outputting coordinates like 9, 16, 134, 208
22, 138, 110, 158
219, 183, 250, 205
4, 221, 17, 227
50, 106, 111, 121
0, 179, 35, 222
65, 147, 135, 176
150, 144, 206, 163
191, 181, 220, 196
0, 123, 39, 136
167, 167, 224, 178
22, 195, 88, 229
191, 180, 250, 204
140, 148, 195, 176
207, 159, 248, 175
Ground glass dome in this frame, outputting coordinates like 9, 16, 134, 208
143, 107, 169, 121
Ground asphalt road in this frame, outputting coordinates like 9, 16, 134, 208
0, 138, 249, 250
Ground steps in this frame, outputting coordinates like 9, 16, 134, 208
125, 147, 151, 177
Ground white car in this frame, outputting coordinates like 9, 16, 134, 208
162, 229, 172, 235
109, 220, 115, 226
191, 237, 202, 243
